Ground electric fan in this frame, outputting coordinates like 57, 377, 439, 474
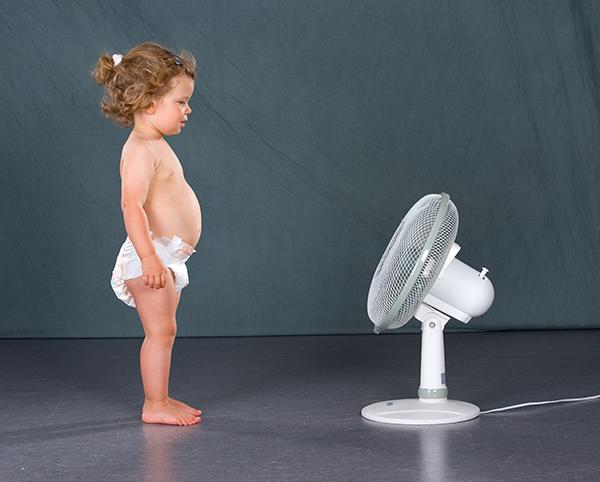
362, 192, 495, 425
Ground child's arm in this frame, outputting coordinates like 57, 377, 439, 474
120, 144, 158, 260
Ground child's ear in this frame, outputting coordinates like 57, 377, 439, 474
144, 100, 157, 115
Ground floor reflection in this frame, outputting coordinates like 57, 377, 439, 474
142, 422, 201, 482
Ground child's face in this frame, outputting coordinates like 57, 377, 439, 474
149, 74, 195, 136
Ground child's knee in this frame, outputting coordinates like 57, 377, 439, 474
146, 324, 177, 342
159, 320, 177, 338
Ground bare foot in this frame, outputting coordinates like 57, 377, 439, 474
142, 399, 201, 426
168, 397, 202, 416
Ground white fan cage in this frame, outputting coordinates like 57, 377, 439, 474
367, 193, 458, 331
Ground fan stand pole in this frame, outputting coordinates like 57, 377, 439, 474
361, 304, 480, 425
416, 303, 450, 400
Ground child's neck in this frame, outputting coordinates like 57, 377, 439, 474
131, 123, 163, 141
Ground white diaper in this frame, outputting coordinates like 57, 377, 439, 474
110, 231, 196, 308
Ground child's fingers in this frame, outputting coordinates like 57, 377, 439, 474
144, 272, 167, 288
155, 272, 165, 289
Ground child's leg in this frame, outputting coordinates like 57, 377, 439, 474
125, 268, 200, 426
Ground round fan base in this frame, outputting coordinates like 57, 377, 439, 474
361, 398, 480, 425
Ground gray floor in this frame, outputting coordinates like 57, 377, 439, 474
1, 331, 599, 481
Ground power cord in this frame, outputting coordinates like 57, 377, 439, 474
480, 394, 600, 414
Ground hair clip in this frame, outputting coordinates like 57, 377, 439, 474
172, 55, 182, 66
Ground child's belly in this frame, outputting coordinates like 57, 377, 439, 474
144, 180, 202, 248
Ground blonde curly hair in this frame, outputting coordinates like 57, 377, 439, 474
91, 42, 196, 128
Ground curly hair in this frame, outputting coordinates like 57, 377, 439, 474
91, 42, 196, 128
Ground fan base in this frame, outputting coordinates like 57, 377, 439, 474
361, 398, 480, 425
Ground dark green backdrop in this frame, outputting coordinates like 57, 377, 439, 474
1, 1, 598, 337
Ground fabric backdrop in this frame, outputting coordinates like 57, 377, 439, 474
1, 0, 598, 336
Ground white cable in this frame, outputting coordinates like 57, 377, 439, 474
480, 394, 600, 414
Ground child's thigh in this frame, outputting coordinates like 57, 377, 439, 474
125, 273, 180, 336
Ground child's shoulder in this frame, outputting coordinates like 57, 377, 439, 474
120, 137, 161, 172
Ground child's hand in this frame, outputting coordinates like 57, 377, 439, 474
140, 253, 168, 289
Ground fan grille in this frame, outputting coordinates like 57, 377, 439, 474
367, 193, 458, 331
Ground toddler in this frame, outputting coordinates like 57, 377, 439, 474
92, 42, 202, 426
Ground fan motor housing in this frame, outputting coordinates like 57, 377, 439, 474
425, 257, 495, 322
